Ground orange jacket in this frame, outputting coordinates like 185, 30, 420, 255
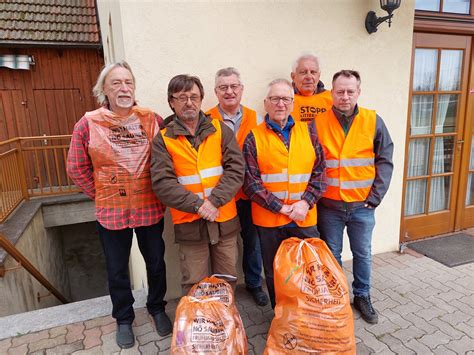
315, 107, 376, 202
87, 107, 160, 210
291, 90, 333, 123
251, 121, 317, 227
206, 105, 260, 200
161, 119, 237, 224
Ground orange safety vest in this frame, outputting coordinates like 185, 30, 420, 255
161, 119, 237, 225
315, 107, 376, 202
251, 121, 317, 227
87, 106, 160, 210
291, 90, 333, 123
206, 105, 261, 200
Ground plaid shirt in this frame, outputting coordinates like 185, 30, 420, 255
67, 109, 165, 230
243, 116, 326, 213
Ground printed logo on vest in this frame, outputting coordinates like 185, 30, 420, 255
300, 106, 327, 122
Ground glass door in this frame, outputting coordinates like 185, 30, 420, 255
401, 33, 472, 241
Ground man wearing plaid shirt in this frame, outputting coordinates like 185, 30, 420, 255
67, 61, 171, 349
243, 78, 327, 308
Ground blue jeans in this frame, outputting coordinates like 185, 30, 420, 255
317, 204, 375, 297
237, 199, 263, 289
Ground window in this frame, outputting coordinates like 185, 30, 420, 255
415, 0, 471, 14
0, 55, 35, 70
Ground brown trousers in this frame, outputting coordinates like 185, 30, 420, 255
178, 232, 238, 295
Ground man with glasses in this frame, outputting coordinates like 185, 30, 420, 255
151, 74, 244, 293
206, 68, 268, 307
315, 70, 393, 324
291, 53, 332, 123
243, 78, 326, 308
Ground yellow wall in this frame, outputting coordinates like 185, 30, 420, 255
97, 0, 415, 299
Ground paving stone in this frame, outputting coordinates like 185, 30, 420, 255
391, 325, 426, 342
365, 319, 400, 338
405, 338, 433, 354
244, 322, 270, 338
120, 339, 140, 354
457, 320, 474, 338
11, 330, 49, 347
137, 331, 160, 346
45, 340, 84, 354
433, 345, 458, 355
248, 334, 266, 355
157, 335, 171, 352
380, 289, 409, 305
378, 308, 412, 329
100, 332, 121, 354
428, 297, 460, 314
247, 309, 269, 325
450, 299, 474, 317
83, 328, 102, 349
133, 322, 154, 337
445, 335, 474, 354
65, 323, 85, 343
437, 289, 465, 303
440, 310, 468, 327
84, 315, 114, 330
372, 297, 400, 312
133, 309, 151, 327
416, 306, 447, 321
48, 326, 67, 338
29, 335, 66, 353
445, 280, 471, 295
454, 276, 474, 291
378, 333, 415, 354
419, 330, 451, 348
139, 341, 159, 354
7, 343, 28, 355
402, 313, 437, 334
389, 301, 422, 316
429, 318, 465, 340
100, 322, 116, 335
29, 351, 45, 355
355, 328, 391, 353
0, 338, 12, 353
71, 345, 102, 354
355, 342, 374, 355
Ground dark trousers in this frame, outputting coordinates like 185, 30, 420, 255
97, 219, 167, 324
236, 199, 263, 289
256, 224, 319, 308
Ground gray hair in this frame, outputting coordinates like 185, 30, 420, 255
292, 53, 321, 72
265, 78, 294, 97
214, 67, 242, 86
92, 61, 136, 106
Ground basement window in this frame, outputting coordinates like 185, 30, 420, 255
0, 55, 35, 70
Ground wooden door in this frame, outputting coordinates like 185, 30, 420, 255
401, 33, 472, 241
0, 89, 29, 142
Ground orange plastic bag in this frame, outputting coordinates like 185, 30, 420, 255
264, 237, 356, 354
171, 276, 248, 354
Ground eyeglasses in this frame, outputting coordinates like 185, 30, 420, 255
216, 84, 242, 92
171, 95, 201, 104
267, 96, 294, 105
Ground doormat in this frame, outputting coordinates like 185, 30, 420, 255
407, 233, 474, 267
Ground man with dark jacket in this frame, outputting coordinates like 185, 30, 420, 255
151, 74, 244, 293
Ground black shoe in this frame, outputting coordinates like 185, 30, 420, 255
116, 323, 135, 349
153, 311, 173, 336
246, 286, 269, 307
353, 295, 379, 324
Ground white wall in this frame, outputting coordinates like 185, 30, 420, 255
97, 0, 415, 298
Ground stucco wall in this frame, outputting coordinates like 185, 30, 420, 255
96, 0, 415, 297
0, 211, 70, 317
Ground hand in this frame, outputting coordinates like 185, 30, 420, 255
279, 204, 293, 216
198, 200, 220, 222
289, 200, 310, 221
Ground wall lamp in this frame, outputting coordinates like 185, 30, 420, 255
365, 0, 402, 34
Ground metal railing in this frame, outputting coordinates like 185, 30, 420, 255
0, 135, 79, 223
0, 233, 69, 304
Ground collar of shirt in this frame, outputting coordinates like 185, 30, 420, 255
217, 104, 243, 133
332, 104, 359, 135
292, 80, 326, 95
265, 114, 295, 143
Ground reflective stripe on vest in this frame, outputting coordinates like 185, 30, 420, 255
315, 107, 376, 202
251, 121, 317, 227
206, 105, 259, 201
161, 118, 237, 224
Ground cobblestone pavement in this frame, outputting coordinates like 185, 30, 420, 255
1, 251, 473, 354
